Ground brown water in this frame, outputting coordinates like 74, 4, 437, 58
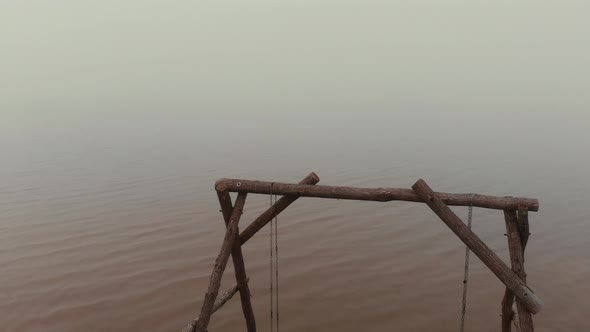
1, 112, 589, 332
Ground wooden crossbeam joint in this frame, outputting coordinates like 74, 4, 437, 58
239, 172, 320, 244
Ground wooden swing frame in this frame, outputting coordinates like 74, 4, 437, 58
183, 172, 542, 332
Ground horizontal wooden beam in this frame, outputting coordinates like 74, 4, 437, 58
412, 179, 543, 314
182, 279, 248, 332
215, 178, 539, 212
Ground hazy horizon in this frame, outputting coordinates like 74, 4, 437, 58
3, 2, 589, 119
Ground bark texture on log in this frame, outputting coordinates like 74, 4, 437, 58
182, 279, 248, 332
504, 209, 534, 332
216, 178, 539, 211
517, 205, 530, 253
194, 193, 247, 332
217, 191, 256, 332
412, 179, 543, 314
501, 287, 515, 332
239, 172, 320, 245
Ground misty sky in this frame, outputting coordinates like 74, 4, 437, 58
1, 1, 589, 127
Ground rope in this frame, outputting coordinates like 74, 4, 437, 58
269, 184, 274, 332
275, 190, 280, 332
269, 184, 279, 332
459, 194, 474, 332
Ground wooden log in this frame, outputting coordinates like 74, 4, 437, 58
504, 209, 535, 332
216, 178, 539, 212
239, 172, 320, 244
502, 203, 531, 332
217, 192, 256, 332
412, 179, 543, 314
517, 205, 530, 253
212, 279, 248, 313
194, 193, 247, 332
501, 288, 515, 332
182, 279, 249, 332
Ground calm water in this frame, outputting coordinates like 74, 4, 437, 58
1, 112, 589, 332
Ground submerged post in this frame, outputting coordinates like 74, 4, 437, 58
412, 179, 543, 314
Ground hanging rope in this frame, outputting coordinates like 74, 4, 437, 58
269, 184, 274, 332
274, 188, 280, 332
459, 194, 474, 332
269, 184, 280, 332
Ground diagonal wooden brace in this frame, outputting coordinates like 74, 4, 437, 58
239, 172, 320, 245
217, 191, 256, 332
182, 279, 249, 332
412, 179, 543, 314
194, 192, 248, 332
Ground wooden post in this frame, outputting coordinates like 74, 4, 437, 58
412, 179, 543, 314
517, 205, 530, 253
501, 206, 534, 332
182, 279, 249, 332
504, 209, 534, 331
216, 178, 539, 211
501, 288, 515, 332
517, 206, 532, 329
217, 191, 256, 332
240, 172, 320, 244
194, 192, 247, 332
